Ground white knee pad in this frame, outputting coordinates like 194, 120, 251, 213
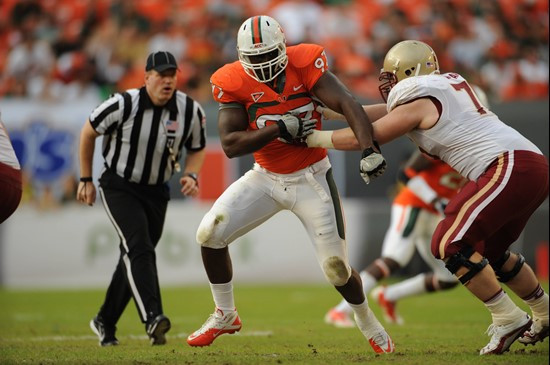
322, 256, 351, 286
196, 209, 230, 249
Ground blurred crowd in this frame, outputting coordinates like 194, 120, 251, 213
1, 0, 548, 105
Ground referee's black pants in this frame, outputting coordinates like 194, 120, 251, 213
97, 169, 169, 327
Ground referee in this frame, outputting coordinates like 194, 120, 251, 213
77, 51, 206, 346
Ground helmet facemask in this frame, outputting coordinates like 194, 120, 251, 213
378, 72, 398, 103
239, 44, 288, 83
237, 16, 288, 83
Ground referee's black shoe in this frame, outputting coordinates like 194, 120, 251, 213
146, 314, 171, 345
90, 316, 119, 346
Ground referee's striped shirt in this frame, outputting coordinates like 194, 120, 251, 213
89, 87, 206, 185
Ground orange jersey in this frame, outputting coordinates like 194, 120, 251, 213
210, 44, 327, 173
394, 159, 464, 212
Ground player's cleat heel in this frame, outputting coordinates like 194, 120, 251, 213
518, 317, 549, 346
479, 314, 532, 355
324, 307, 355, 328
187, 308, 242, 347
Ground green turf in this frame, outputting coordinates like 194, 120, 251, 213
0, 282, 548, 364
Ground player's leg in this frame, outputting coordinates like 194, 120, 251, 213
327, 204, 417, 327
490, 245, 549, 346
431, 151, 548, 354
492, 250, 549, 345
187, 170, 280, 347
483, 151, 549, 347
382, 210, 460, 300
294, 165, 394, 353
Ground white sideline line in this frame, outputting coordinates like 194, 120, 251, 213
6, 331, 274, 342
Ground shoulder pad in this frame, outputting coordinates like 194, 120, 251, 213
210, 62, 249, 103
387, 75, 444, 111
287, 43, 325, 69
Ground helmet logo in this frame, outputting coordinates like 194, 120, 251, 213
252, 43, 266, 49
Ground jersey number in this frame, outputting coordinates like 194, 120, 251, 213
451, 81, 486, 115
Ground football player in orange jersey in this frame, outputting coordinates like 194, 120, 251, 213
186, 15, 393, 353
306, 40, 549, 355
325, 150, 463, 328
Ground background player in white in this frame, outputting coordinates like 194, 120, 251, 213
306, 40, 549, 355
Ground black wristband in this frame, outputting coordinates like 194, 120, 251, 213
80, 177, 93, 182
184, 172, 198, 184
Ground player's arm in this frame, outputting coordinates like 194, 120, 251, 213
372, 97, 440, 144
312, 71, 378, 151
308, 97, 439, 150
318, 103, 387, 123
217, 104, 279, 158
309, 103, 388, 150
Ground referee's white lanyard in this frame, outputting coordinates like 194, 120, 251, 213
162, 119, 181, 173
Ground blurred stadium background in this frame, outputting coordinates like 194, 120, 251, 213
0, 0, 548, 289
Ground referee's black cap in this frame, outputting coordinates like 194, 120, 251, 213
146, 51, 178, 72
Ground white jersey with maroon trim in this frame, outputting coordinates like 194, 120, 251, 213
387, 73, 541, 181
0, 120, 20, 170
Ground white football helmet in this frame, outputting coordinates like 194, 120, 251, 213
237, 15, 288, 83
379, 40, 440, 102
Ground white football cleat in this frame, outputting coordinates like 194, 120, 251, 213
187, 308, 242, 347
324, 307, 355, 328
518, 317, 549, 345
479, 313, 532, 355
354, 309, 395, 354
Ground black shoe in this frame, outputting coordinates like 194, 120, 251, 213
90, 316, 119, 347
146, 314, 171, 345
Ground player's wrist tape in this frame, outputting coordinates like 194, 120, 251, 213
306, 130, 334, 148
80, 177, 93, 182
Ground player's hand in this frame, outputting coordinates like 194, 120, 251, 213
359, 146, 386, 184
276, 114, 317, 142
433, 198, 449, 215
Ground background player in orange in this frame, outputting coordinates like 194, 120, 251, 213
186, 15, 393, 353
306, 40, 549, 355
325, 150, 462, 327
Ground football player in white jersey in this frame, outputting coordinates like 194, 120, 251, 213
306, 40, 549, 355
0, 113, 22, 224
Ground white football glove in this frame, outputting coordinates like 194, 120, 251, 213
276, 114, 317, 142
359, 146, 386, 184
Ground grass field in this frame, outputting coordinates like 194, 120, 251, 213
0, 282, 548, 364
